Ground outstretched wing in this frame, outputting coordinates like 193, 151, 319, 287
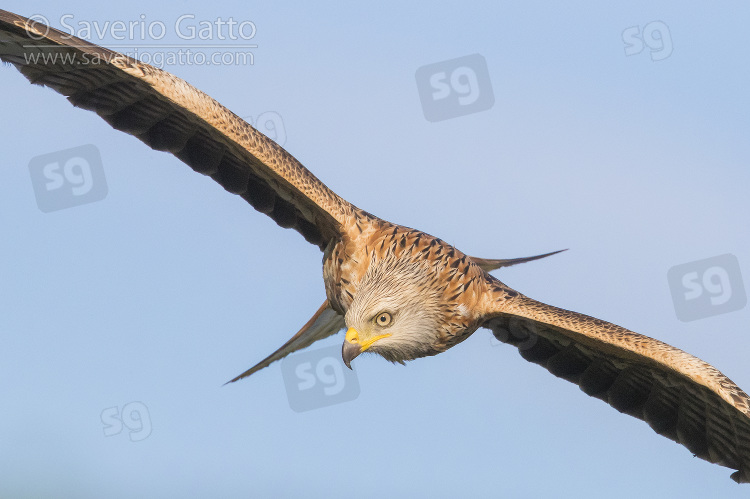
481, 278, 750, 483
0, 9, 351, 248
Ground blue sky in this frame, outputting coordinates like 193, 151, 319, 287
1, 1, 749, 497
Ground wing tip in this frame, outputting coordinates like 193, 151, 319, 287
731, 468, 750, 484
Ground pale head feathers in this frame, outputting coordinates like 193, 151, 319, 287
345, 255, 447, 363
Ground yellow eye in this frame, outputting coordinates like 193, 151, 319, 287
375, 312, 392, 327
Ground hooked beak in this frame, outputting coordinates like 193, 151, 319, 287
342, 328, 362, 369
341, 327, 391, 369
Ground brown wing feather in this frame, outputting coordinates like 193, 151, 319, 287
481, 276, 750, 483
0, 9, 351, 248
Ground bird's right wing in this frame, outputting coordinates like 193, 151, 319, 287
480, 277, 750, 483
0, 9, 351, 248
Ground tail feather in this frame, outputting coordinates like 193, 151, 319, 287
225, 300, 345, 384
469, 249, 567, 272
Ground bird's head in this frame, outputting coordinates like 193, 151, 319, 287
341, 256, 448, 368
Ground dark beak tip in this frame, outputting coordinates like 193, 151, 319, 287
342, 341, 361, 370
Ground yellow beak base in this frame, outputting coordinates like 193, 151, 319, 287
342, 327, 392, 369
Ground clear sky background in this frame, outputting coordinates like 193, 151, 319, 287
2, 2, 749, 498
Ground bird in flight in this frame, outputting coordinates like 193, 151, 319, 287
1, 9, 748, 484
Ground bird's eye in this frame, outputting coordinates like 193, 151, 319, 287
375, 312, 392, 327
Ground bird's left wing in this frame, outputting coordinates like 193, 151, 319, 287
480, 277, 750, 483
0, 9, 351, 248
